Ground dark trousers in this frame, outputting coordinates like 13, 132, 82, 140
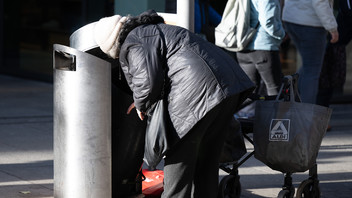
317, 44, 347, 107
317, 6, 352, 107
236, 50, 283, 96
161, 96, 239, 198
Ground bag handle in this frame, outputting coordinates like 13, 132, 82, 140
275, 74, 302, 102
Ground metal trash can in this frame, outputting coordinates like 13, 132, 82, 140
53, 21, 112, 197
53, 42, 112, 198
54, 22, 146, 198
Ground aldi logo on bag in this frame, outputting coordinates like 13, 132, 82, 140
269, 119, 290, 141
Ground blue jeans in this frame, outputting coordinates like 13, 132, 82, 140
284, 22, 328, 104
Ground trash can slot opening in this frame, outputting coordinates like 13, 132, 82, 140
54, 50, 76, 71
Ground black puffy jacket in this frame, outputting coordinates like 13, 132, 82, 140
119, 23, 254, 138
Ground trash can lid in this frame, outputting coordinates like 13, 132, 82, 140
70, 22, 99, 52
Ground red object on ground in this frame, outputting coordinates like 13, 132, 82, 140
142, 169, 164, 198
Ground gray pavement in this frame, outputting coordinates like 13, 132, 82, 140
0, 75, 53, 198
0, 74, 351, 198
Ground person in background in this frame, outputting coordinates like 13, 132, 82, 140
317, 0, 352, 130
165, 0, 221, 43
282, 0, 339, 104
194, 0, 222, 43
236, 0, 285, 96
93, 10, 254, 198
231, 0, 285, 118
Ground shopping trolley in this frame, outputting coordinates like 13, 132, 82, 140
218, 74, 328, 198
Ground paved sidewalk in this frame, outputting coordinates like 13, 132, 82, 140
0, 74, 351, 198
0, 75, 53, 198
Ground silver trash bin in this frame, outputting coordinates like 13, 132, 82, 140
53, 43, 112, 197
54, 22, 146, 198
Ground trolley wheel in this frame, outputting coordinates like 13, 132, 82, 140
296, 179, 321, 198
218, 175, 241, 198
277, 186, 295, 198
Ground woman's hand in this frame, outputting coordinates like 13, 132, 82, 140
330, 30, 339, 44
127, 102, 145, 120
